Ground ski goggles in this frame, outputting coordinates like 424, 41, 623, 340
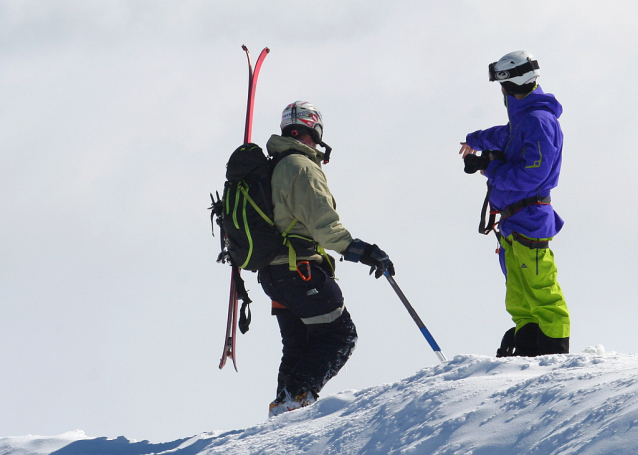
489, 58, 539, 82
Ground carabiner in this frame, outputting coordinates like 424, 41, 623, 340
296, 261, 312, 282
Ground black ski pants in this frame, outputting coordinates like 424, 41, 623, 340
259, 263, 358, 396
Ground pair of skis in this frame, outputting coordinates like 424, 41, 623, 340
218, 45, 270, 371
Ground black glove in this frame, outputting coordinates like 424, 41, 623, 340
343, 239, 395, 279
464, 149, 505, 174
463, 153, 490, 174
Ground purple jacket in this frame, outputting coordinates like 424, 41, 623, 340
465, 85, 564, 239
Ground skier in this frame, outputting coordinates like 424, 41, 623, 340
260, 101, 394, 416
459, 51, 570, 356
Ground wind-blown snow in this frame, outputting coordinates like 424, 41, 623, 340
0, 430, 92, 455
2, 350, 637, 455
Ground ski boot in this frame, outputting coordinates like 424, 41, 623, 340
268, 386, 318, 418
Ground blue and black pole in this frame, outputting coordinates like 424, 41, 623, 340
385, 272, 448, 363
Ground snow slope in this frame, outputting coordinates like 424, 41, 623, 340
2, 350, 637, 455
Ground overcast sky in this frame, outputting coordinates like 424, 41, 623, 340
2, 0, 638, 443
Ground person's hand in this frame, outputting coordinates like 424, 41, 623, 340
343, 239, 395, 279
459, 142, 478, 159
360, 244, 395, 278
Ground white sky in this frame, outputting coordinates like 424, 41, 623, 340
1, 0, 637, 443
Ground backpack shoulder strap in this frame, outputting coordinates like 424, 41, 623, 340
269, 149, 305, 171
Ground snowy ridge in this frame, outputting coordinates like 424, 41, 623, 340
2, 351, 637, 455
0, 430, 92, 455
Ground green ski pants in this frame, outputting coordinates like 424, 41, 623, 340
499, 233, 570, 339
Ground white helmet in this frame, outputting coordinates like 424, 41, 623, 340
489, 51, 540, 86
280, 101, 324, 143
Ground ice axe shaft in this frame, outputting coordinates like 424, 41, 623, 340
385, 273, 447, 363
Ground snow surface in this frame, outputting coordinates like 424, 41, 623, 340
2, 349, 638, 455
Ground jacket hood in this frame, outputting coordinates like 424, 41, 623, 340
266, 135, 325, 166
507, 85, 563, 119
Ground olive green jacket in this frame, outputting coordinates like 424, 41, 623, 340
266, 135, 353, 265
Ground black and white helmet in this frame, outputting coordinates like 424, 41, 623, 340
489, 51, 540, 86
280, 101, 324, 143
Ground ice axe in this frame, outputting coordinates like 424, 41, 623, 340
385, 272, 448, 363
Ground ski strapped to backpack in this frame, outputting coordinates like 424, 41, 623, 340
215, 45, 270, 372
